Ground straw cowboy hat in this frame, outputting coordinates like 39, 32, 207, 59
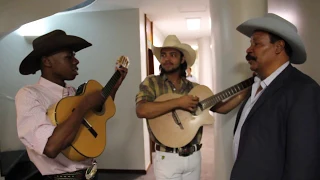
152, 35, 196, 67
236, 13, 306, 64
19, 29, 92, 75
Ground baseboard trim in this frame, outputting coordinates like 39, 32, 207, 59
98, 169, 147, 175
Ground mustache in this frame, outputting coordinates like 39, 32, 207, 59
246, 54, 257, 61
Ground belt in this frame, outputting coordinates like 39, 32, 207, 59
155, 144, 202, 157
45, 169, 86, 180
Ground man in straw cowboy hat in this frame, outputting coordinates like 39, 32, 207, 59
135, 35, 248, 180
15, 30, 128, 179
231, 13, 320, 179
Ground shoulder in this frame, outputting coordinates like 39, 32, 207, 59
144, 74, 157, 80
191, 82, 199, 87
185, 78, 199, 87
287, 68, 320, 90
15, 84, 44, 102
16, 84, 38, 97
280, 68, 320, 103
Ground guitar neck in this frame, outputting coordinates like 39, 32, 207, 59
101, 70, 121, 99
200, 77, 254, 110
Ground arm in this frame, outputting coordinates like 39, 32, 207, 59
16, 88, 104, 158
210, 87, 250, 114
136, 95, 198, 119
136, 99, 180, 119
135, 76, 198, 119
45, 91, 106, 158
44, 104, 90, 158
282, 84, 320, 179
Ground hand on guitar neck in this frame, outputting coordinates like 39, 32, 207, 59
109, 66, 128, 100
136, 95, 199, 119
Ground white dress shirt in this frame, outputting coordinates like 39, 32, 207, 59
233, 61, 290, 160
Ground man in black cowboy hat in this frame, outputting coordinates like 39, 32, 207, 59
231, 13, 320, 180
15, 30, 128, 179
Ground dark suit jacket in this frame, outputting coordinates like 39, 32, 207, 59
230, 64, 320, 180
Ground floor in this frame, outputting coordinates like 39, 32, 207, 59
98, 125, 214, 180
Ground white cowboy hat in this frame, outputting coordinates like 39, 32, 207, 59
236, 13, 306, 64
152, 35, 196, 67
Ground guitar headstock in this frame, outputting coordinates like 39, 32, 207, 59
116, 56, 130, 68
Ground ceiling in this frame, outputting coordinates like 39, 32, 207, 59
73, 0, 211, 46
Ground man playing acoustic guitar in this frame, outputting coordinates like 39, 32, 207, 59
135, 35, 249, 180
15, 30, 128, 180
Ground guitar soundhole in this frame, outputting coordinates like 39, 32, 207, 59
94, 104, 105, 115
95, 106, 103, 113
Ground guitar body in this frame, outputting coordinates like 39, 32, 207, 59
47, 80, 116, 161
148, 85, 215, 148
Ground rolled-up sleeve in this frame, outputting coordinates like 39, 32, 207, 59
15, 88, 55, 155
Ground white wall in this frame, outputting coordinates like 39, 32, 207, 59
0, 8, 148, 170
138, 10, 151, 170
197, 37, 212, 86
268, 0, 320, 84
152, 25, 165, 75
209, 0, 267, 179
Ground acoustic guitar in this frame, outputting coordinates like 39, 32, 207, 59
47, 56, 130, 161
148, 77, 254, 148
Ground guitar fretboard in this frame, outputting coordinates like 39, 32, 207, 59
101, 70, 121, 99
200, 77, 254, 110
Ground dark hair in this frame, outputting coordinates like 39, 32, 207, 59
159, 51, 187, 77
268, 32, 293, 58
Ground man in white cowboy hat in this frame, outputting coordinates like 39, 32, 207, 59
135, 35, 248, 180
15, 30, 128, 180
231, 13, 320, 179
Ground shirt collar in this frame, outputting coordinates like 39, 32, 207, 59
161, 74, 188, 85
256, 61, 290, 89
38, 77, 73, 98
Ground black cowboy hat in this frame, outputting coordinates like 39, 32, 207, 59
19, 29, 92, 75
